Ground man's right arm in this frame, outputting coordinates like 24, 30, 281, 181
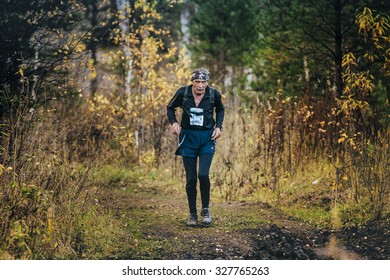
170, 122, 181, 135
167, 88, 183, 134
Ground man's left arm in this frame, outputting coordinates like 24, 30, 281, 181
212, 91, 225, 140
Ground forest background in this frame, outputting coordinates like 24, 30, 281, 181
0, 0, 389, 259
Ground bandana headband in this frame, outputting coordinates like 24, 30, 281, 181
191, 68, 209, 81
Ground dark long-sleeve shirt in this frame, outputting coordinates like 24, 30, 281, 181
167, 85, 225, 130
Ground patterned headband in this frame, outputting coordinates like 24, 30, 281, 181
191, 69, 209, 81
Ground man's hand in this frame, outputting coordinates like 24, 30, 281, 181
170, 122, 181, 136
211, 127, 221, 140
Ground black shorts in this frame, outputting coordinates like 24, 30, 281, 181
175, 128, 216, 157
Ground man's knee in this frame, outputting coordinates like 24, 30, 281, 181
186, 178, 197, 188
198, 174, 209, 183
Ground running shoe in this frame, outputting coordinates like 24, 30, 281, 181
186, 213, 198, 226
201, 208, 212, 225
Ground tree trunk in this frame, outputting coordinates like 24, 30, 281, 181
116, 0, 136, 155
89, 1, 98, 98
218, 50, 226, 93
334, 0, 343, 98
180, 4, 191, 57
0, 106, 4, 163
116, 0, 133, 100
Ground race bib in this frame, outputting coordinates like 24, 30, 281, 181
189, 107, 204, 126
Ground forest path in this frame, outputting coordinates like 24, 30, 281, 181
100, 174, 365, 260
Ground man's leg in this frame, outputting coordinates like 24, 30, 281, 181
198, 153, 213, 209
182, 156, 198, 215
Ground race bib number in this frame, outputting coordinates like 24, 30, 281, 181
189, 107, 204, 126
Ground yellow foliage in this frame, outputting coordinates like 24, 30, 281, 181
0, 164, 15, 176
338, 137, 346, 144
79, 0, 192, 157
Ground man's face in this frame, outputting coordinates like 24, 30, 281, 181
192, 79, 208, 95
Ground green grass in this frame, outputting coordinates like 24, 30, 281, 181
242, 159, 336, 229
92, 164, 140, 188
280, 206, 332, 228
77, 208, 134, 259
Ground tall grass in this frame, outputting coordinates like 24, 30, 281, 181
209, 92, 390, 228
0, 100, 133, 259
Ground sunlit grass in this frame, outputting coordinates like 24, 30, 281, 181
280, 206, 332, 229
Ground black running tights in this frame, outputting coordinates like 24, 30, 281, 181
182, 154, 213, 214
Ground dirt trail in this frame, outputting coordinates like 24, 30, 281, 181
100, 179, 387, 260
